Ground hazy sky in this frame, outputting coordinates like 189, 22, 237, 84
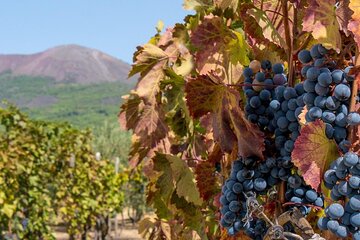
0, 1, 191, 63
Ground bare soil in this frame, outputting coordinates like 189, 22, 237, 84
53, 217, 143, 240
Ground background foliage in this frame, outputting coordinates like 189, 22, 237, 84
0, 105, 127, 239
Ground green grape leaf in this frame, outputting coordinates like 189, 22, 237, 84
1, 203, 16, 218
292, 120, 340, 191
148, 153, 203, 221
303, 0, 342, 52
185, 75, 264, 159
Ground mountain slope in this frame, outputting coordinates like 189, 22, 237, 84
0, 45, 133, 84
0, 74, 133, 129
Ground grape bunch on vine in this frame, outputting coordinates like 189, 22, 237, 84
120, 0, 360, 239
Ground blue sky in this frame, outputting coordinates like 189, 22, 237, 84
0, 1, 191, 63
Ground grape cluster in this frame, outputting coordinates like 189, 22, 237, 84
220, 155, 320, 238
220, 158, 272, 238
269, 83, 304, 157
243, 60, 287, 133
285, 175, 324, 215
298, 44, 360, 151
243, 60, 305, 157
319, 152, 360, 238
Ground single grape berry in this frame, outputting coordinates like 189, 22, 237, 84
298, 49, 312, 64
334, 84, 351, 101
272, 63, 285, 74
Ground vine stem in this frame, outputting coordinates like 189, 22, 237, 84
348, 49, 360, 143
281, 0, 294, 87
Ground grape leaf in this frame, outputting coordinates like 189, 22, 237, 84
183, 0, 213, 10
292, 120, 340, 191
349, 0, 360, 49
336, 0, 354, 36
195, 161, 217, 201
146, 153, 206, 236
303, 0, 342, 52
190, 15, 249, 76
214, 0, 239, 10
119, 93, 169, 166
185, 75, 265, 159
168, 154, 203, 206
149, 153, 202, 206
208, 143, 223, 164
247, 7, 287, 48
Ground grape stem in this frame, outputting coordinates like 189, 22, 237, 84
347, 49, 360, 144
281, 0, 294, 87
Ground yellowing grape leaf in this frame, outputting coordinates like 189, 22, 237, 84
349, 0, 360, 49
247, 7, 287, 48
185, 75, 265, 159
214, 0, 239, 10
303, 0, 342, 52
292, 120, 340, 191
183, 0, 213, 10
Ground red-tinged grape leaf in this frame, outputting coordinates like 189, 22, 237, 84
190, 15, 250, 76
185, 75, 223, 118
195, 161, 218, 201
118, 94, 143, 131
292, 120, 340, 191
191, 16, 226, 48
349, 0, 360, 49
208, 143, 223, 164
336, 0, 354, 36
128, 136, 171, 168
185, 75, 265, 159
137, 104, 168, 144
119, 93, 170, 167
246, 7, 287, 48
303, 0, 342, 52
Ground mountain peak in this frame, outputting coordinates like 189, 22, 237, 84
0, 45, 132, 84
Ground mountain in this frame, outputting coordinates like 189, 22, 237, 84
0, 45, 136, 130
0, 45, 133, 84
